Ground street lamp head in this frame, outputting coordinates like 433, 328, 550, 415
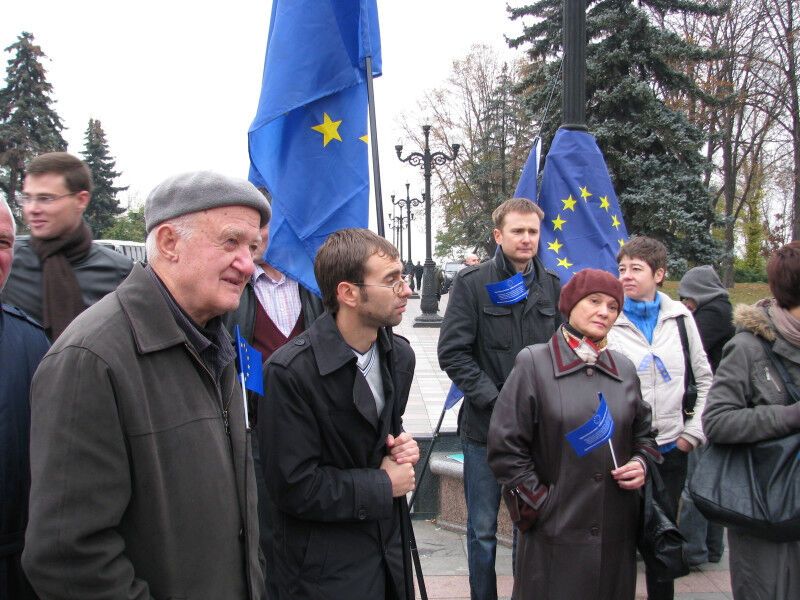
395, 144, 403, 158
451, 143, 461, 158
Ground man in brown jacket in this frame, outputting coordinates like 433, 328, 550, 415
23, 171, 270, 600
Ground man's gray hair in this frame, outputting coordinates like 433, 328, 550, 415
145, 213, 198, 260
0, 199, 17, 236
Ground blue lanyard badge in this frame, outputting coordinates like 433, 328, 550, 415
485, 272, 529, 306
637, 354, 672, 383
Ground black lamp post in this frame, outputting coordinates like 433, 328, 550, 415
391, 183, 422, 265
387, 213, 404, 259
396, 125, 460, 327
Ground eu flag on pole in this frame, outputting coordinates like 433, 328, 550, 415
444, 382, 464, 410
248, 0, 381, 295
566, 393, 615, 457
529, 129, 629, 284
235, 325, 264, 396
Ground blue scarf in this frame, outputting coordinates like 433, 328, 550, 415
623, 295, 661, 344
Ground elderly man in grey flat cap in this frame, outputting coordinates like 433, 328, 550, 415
23, 172, 269, 600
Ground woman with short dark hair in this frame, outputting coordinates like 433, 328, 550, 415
703, 241, 800, 599
608, 235, 713, 600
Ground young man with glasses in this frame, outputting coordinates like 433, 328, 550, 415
3, 152, 132, 339
259, 228, 419, 599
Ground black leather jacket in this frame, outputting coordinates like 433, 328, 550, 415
3, 237, 133, 331
438, 250, 561, 444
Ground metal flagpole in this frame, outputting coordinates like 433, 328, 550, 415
364, 56, 386, 237
364, 50, 427, 599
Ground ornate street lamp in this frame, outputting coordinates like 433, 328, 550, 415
391, 183, 423, 265
387, 213, 404, 258
396, 125, 460, 327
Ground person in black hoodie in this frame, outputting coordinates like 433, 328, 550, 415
677, 265, 735, 565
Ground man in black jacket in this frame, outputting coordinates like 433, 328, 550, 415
3, 153, 132, 340
438, 198, 561, 600
261, 228, 419, 599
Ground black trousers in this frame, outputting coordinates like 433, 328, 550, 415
645, 448, 689, 600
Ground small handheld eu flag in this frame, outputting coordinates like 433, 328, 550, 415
444, 382, 464, 411
565, 392, 618, 468
234, 325, 264, 429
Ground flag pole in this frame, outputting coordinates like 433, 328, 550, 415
608, 440, 618, 469
364, 55, 386, 237
239, 372, 251, 430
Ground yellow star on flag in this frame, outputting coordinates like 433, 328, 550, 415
552, 214, 567, 231
618, 238, 625, 248
611, 215, 621, 230
599, 196, 610, 211
311, 113, 343, 147
579, 186, 592, 202
360, 134, 369, 143
561, 195, 577, 211
557, 257, 573, 269
547, 239, 563, 253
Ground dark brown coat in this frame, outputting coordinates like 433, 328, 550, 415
23, 265, 263, 600
488, 329, 657, 600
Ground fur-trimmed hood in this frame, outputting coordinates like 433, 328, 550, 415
733, 298, 776, 342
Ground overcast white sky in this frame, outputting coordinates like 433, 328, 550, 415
2, 1, 526, 259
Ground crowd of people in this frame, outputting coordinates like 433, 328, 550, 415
0, 151, 798, 600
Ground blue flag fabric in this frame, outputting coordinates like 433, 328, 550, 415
248, 0, 381, 295
485, 273, 529, 306
444, 382, 464, 410
235, 325, 264, 396
566, 393, 615, 457
527, 129, 629, 284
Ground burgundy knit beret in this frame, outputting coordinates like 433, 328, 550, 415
558, 268, 624, 317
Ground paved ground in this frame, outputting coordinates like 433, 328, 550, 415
397, 294, 734, 599
413, 519, 733, 599
395, 293, 459, 438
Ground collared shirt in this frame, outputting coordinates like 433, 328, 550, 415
352, 342, 385, 416
252, 264, 302, 337
146, 266, 235, 382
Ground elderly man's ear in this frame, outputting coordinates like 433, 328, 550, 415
154, 224, 180, 262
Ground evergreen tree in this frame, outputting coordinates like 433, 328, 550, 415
81, 118, 127, 236
509, 0, 722, 270
0, 31, 66, 221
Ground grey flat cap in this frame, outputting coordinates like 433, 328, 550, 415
145, 171, 271, 233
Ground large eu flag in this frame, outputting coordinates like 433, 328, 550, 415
248, 0, 381, 295
521, 129, 628, 283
